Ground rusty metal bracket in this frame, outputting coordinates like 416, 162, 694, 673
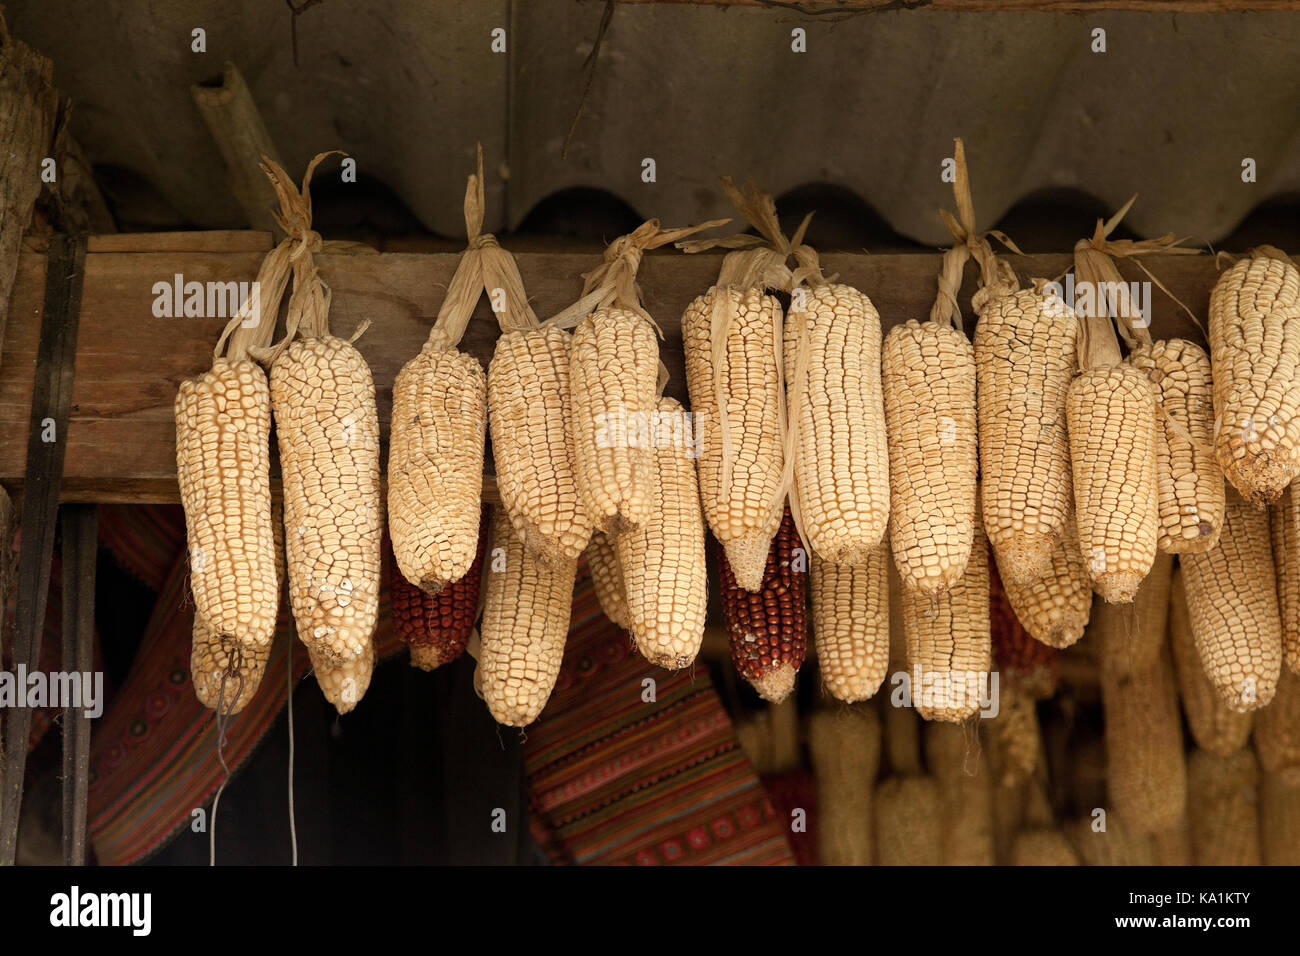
0, 233, 86, 865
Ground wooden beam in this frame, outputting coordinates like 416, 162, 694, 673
191, 63, 284, 236
616, 0, 1300, 11
0, 13, 57, 368
0, 233, 1231, 504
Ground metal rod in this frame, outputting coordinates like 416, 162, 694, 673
0, 233, 86, 865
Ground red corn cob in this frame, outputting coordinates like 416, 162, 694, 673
387, 506, 489, 671
989, 555, 1059, 700
717, 506, 807, 703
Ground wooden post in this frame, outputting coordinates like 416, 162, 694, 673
0, 13, 58, 367
191, 62, 284, 235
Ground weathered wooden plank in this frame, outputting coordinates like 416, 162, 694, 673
0, 242, 1224, 503
0, 15, 58, 369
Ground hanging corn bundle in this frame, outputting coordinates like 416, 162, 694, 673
883, 144, 978, 595
175, 185, 293, 660
1065, 203, 1179, 603
256, 153, 383, 712
960, 141, 1078, 587
678, 181, 797, 590
387, 507, 488, 671
784, 241, 889, 567
1208, 247, 1300, 506
1085, 209, 1222, 557
485, 169, 593, 566
557, 218, 724, 536
388, 150, 489, 594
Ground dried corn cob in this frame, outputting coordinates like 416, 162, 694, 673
310, 640, 375, 715
883, 170, 982, 595
489, 324, 592, 564
1271, 482, 1300, 673
1128, 339, 1224, 553
810, 542, 889, 703
989, 565, 1061, 697
1181, 488, 1283, 712
176, 360, 279, 651
1188, 748, 1262, 866
682, 286, 785, 590
925, 721, 996, 866
1066, 815, 1157, 866
717, 506, 806, 702
1066, 226, 1167, 604
191, 509, 286, 713
191, 617, 272, 715
902, 506, 990, 722
786, 270, 890, 565
479, 509, 576, 726
616, 397, 707, 669
1095, 549, 1174, 674
1260, 767, 1300, 865
987, 684, 1041, 788
998, 516, 1091, 649
570, 307, 657, 534
387, 510, 487, 672
388, 157, 492, 593
1098, 554, 1186, 834
1066, 364, 1160, 603
585, 530, 630, 631
564, 220, 723, 536
388, 342, 485, 592
175, 223, 289, 654
807, 705, 880, 866
883, 319, 975, 595
1011, 829, 1079, 866
1209, 248, 1300, 505
273, 332, 383, 668
874, 775, 944, 865
260, 156, 383, 675
1170, 566, 1253, 755
1255, 668, 1300, 772
976, 291, 1077, 586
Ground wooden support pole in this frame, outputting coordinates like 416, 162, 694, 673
191, 62, 284, 235
59, 504, 96, 866
0, 234, 85, 865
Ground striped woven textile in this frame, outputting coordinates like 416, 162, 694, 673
524, 568, 795, 866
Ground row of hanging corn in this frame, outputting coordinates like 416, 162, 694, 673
175, 141, 1300, 727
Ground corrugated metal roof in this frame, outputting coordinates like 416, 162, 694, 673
6, 1, 1300, 246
